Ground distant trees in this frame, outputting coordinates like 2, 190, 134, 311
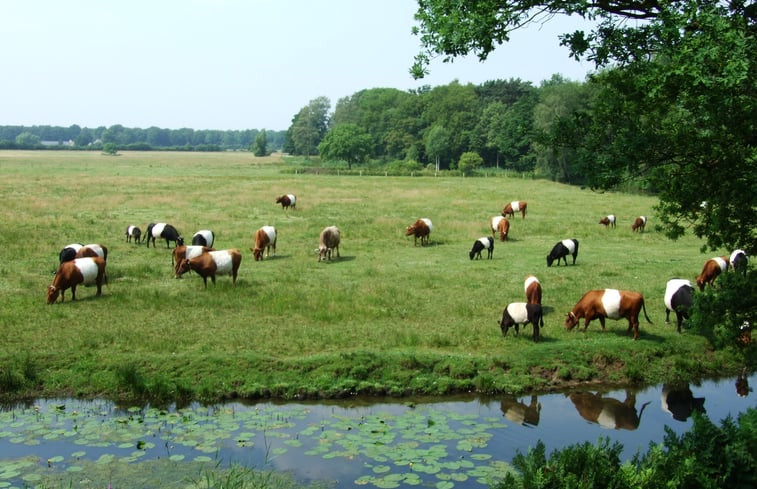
284, 96, 330, 158
317, 124, 372, 169
252, 130, 268, 156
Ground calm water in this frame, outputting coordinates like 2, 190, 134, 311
1, 372, 755, 488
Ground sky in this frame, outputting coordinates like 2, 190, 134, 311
2, 1, 597, 131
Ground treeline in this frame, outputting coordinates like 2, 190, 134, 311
283, 75, 594, 184
0, 124, 287, 152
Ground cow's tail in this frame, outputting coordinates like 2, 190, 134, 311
641, 298, 653, 324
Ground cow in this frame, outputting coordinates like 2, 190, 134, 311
500, 395, 541, 427
524, 275, 542, 305
469, 236, 494, 260
502, 200, 527, 219
176, 249, 242, 287
276, 194, 297, 210
405, 218, 432, 246
251, 226, 277, 261
599, 214, 616, 228
664, 279, 695, 333
172, 245, 214, 277
318, 226, 341, 261
569, 391, 649, 430
76, 243, 108, 262
730, 249, 748, 277
565, 288, 652, 340
145, 222, 182, 248
59, 243, 83, 263
631, 216, 647, 233
546, 239, 579, 267
499, 302, 544, 342
47, 256, 106, 304
191, 229, 215, 248
125, 225, 142, 243
661, 384, 705, 421
695, 256, 729, 291
490, 215, 510, 242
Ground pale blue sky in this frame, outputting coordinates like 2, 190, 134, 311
2, 1, 595, 131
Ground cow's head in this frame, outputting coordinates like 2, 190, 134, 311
175, 259, 192, 277
47, 285, 60, 304
499, 311, 514, 337
565, 311, 579, 330
252, 247, 263, 261
546, 255, 554, 267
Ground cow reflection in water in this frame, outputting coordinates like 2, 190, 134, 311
500, 395, 541, 427
661, 384, 706, 421
570, 391, 650, 430
736, 369, 751, 397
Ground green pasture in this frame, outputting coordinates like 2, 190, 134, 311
0, 150, 740, 402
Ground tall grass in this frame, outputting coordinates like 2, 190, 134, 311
0, 150, 740, 401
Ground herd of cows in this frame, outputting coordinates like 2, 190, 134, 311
47, 195, 750, 345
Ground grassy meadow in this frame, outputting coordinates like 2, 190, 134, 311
0, 150, 741, 402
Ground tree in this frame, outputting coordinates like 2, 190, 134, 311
252, 129, 268, 156
15, 132, 40, 147
458, 151, 484, 176
411, 0, 757, 253
425, 125, 451, 171
286, 96, 331, 159
317, 124, 372, 169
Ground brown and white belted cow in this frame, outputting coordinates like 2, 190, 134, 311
565, 289, 652, 340
490, 216, 510, 242
176, 249, 242, 287
405, 218, 432, 246
76, 243, 108, 262
524, 275, 542, 305
599, 214, 616, 228
276, 194, 296, 210
502, 200, 527, 219
695, 256, 729, 291
47, 256, 106, 304
631, 216, 647, 232
251, 226, 277, 261
173, 245, 214, 276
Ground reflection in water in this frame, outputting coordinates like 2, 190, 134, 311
736, 369, 752, 397
569, 391, 650, 430
500, 395, 541, 427
661, 384, 706, 421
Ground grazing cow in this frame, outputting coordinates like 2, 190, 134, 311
172, 245, 214, 276
664, 279, 695, 333
569, 391, 649, 430
176, 249, 242, 287
499, 302, 544, 342
565, 288, 652, 340
524, 275, 542, 305
276, 194, 297, 210
490, 216, 510, 241
502, 200, 527, 219
59, 243, 83, 263
631, 216, 647, 233
47, 256, 106, 304
730, 249, 748, 276
251, 226, 277, 261
145, 222, 182, 248
599, 214, 616, 228
695, 256, 729, 291
469, 236, 494, 260
192, 229, 215, 248
405, 218, 432, 246
546, 239, 579, 267
76, 243, 108, 262
318, 226, 341, 261
125, 225, 142, 243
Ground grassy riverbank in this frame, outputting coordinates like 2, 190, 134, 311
0, 150, 746, 403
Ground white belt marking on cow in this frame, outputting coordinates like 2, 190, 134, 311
262, 226, 276, 242
524, 276, 540, 292
561, 239, 575, 254
640, 216, 647, 225
84, 244, 104, 257
210, 250, 233, 274
420, 218, 432, 232
74, 258, 99, 285
477, 237, 490, 248
127, 225, 136, 235
185, 246, 207, 260
65, 243, 83, 252
491, 216, 504, 231
608, 214, 615, 223
152, 223, 166, 237
287, 194, 296, 204
506, 302, 529, 324
729, 250, 745, 264
510, 201, 520, 212
602, 289, 622, 319
713, 256, 728, 271
664, 279, 691, 310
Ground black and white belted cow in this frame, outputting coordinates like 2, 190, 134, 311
192, 229, 215, 248
145, 222, 182, 248
546, 239, 579, 267
469, 236, 494, 260
664, 279, 695, 333
499, 302, 544, 342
